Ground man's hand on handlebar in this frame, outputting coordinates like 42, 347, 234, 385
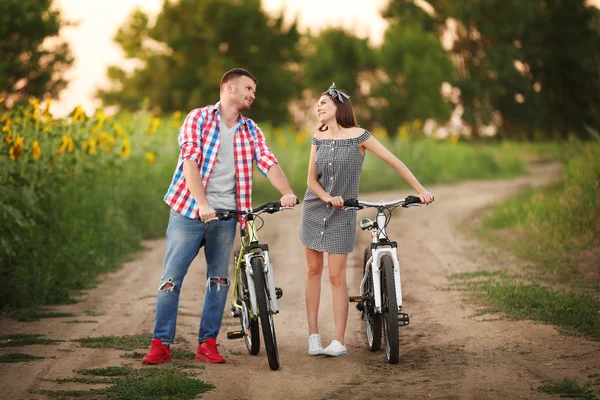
198, 204, 216, 222
280, 194, 298, 208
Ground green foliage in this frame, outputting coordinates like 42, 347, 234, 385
538, 377, 600, 399
483, 141, 600, 278
36, 365, 213, 400
374, 9, 454, 135
406, 0, 600, 138
250, 130, 524, 204
302, 28, 376, 123
0, 353, 44, 363
0, 333, 61, 347
0, 0, 74, 104
74, 333, 154, 351
97, 0, 301, 126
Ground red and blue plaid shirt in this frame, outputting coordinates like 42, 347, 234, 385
164, 102, 278, 222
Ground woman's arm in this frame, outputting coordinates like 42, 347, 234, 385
362, 137, 434, 204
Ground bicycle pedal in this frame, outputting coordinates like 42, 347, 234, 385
275, 287, 283, 299
227, 330, 245, 340
398, 313, 410, 326
348, 296, 363, 303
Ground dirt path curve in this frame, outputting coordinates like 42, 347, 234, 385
2, 162, 598, 400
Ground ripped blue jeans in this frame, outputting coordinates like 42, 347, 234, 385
153, 208, 237, 344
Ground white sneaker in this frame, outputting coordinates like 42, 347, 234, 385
308, 334, 323, 356
321, 340, 347, 357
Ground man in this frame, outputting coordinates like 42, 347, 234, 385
142, 68, 297, 364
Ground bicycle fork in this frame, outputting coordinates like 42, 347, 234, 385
244, 252, 281, 316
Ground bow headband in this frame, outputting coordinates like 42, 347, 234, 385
327, 82, 350, 103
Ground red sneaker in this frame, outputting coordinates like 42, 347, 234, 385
142, 339, 172, 365
195, 338, 225, 363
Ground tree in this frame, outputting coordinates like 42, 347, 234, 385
97, 0, 301, 126
0, 0, 74, 105
302, 28, 376, 113
373, 0, 454, 136
399, 0, 600, 138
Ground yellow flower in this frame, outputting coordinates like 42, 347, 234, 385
9, 136, 24, 161
145, 152, 156, 165
412, 119, 423, 131
32, 140, 41, 160
97, 131, 108, 147
398, 123, 410, 141
85, 138, 96, 155
118, 137, 130, 158
372, 127, 388, 139
296, 130, 307, 146
450, 134, 460, 144
113, 123, 126, 138
104, 135, 116, 152
43, 99, 52, 118
0, 97, 4, 104
71, 105, 85, 123
173, 111, 182, 129
57, 135, 74, 153
146, 117, 160, 135
28, 98, 40, 119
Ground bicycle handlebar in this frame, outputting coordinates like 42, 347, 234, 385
207, 198, 299, 222
329, 195, 422, 209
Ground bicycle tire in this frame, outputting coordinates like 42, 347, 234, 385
251, 257, 280, 370
381, 254, 399, 364
237, 251, 260, 355
363, 247, 381, 352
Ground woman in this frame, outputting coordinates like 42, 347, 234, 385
299, 83, 434, 357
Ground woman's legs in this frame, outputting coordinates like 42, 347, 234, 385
328, 253, 349, 344
305, 247, 324, 335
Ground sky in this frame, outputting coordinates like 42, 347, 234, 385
53, 0, 389, 116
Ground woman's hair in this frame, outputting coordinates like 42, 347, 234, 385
318, 91, 358, 131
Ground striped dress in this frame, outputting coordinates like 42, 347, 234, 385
299, 130, 371, 254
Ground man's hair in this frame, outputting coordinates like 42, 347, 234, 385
220, 68, 258, 88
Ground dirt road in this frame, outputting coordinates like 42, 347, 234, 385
1, 163, 598, 400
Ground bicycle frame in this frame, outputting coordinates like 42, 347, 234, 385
361, 208, 403, 314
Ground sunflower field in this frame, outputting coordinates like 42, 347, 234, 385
0, 99, 182, 310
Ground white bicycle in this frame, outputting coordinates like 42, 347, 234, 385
344, 195, 421, 364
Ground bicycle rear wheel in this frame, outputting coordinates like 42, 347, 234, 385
251, 257, 280, 370
237, 254, 260, 355
363, 247, 381, 352
381, 254, 399, 364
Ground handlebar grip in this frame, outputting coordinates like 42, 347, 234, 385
344, 198, 359, 207
214, 210, 234, 220
403, 195, 421, 206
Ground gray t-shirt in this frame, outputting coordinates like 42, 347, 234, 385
205, 116, 237, 210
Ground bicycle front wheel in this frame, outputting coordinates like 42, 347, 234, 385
238, 257, 260, 355
251, 257, 280, 370
381, 254, 399, 364
363, 247, 381, 351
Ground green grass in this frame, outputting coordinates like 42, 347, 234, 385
538, 377, 600, 399
74, 333, 155, 351
0, 333, 62, 347
482, 141, 600, 281
35, 364, 213, 400
0, 353, 45, 363
462, 141, 600, 340
252, 134, 526, 203
9, 309, 77, 322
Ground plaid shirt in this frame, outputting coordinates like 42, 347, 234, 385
164, 102, 278, 223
